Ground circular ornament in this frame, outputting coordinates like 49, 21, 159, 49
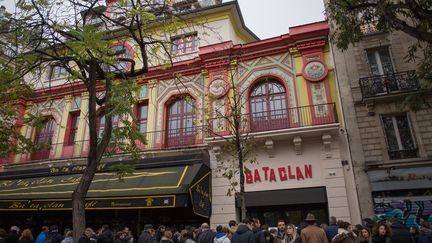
302, 60, 328, 82
209, 79, 229, 98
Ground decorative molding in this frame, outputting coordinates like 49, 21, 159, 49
264, 139, 275, 158
293, 136, 302, 155
64, 95, 72, 102
148, 79, 158, 89
201, 69, 209, 78
81, 92, 89, 98
322, 134, 332, 158
296, 39, 326, 53
289, 48, 301, 57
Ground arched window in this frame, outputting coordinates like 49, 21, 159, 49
166, 96, 195, 147
250, 79, 289, 132
32, 117, 55, 160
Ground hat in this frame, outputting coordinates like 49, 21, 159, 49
304, 213, 316, 222
144, 224, 154, 230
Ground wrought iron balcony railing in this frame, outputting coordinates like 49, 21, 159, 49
247, 103, 338, 133
9, 103, 338, 163
359, 71, 420, 99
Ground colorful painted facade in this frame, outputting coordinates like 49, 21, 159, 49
0, 1, 361, 229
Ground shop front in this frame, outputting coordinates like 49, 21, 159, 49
368, 165, 432, 227
0, 154, 211, 232
237, 138, 357, 226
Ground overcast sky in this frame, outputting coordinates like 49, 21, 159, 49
236, 0, 326, 39
1, 0, 326, 39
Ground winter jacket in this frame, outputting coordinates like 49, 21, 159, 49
232, 225, 255, 243
419, 228, 432, 243
371, 236, 391, 243
77, 236, 91, 243
252, 228, 265, 243
390, 222, 410, 243
138, 231, 154, 243
46, 232, 64, 243
214, 234, 230, 243
61, 237, 73, 243
98, 230, 113, 243
197, 230, 215, 243
35, 233, 47, 243
273, 231, 287, 243
326, 224, 338, 243
300, 225, 328, 243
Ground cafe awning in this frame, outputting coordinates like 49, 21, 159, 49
0, 162, 211, 217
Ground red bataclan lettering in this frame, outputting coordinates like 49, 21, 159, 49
245, 164, 313, 184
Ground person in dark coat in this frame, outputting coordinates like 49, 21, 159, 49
372, 223, 391, 243
388, 218, 410, 243
46, 225, 64, 243
138, 225, 156, 243
156, 226, 166, 243
326, 216, 339, 242
251, 219, 265, 243
5, 226, 19, 243
196, 223, 215, 243
232, 218, 255, 243
97, 225, 113, 243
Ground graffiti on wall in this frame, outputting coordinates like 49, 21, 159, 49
373, 190, 432, 228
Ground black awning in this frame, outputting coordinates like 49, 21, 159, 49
243, 187, 327, 207
0, 163, 211, 216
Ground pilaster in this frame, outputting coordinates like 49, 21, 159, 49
14, 102, 33, 162
74, 92, 89, 156
146, 80, 158, 148
54, 95, 72, 158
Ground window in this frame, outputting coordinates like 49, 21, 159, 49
66, 113, 79, 146
32, 118, 55, 160
137, 103, 148, 134
109, 44, 132, 72
381, 113, 418, 160
249, 80, 288, 132
171, 33, 198, 55
97, 114, 106, 139
166, 96, 195, 147
367, 48, 395, 76
49, 65, 68, 80
96, 113, 119, 138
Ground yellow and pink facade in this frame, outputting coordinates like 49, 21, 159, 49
0, 1, 361, 229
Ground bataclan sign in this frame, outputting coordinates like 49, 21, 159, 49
245, 164, 313, 184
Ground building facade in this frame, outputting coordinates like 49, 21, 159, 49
330, 20, 432, 227
0, 1, 361, 230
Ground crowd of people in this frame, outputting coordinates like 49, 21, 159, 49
0, 213, 431, 243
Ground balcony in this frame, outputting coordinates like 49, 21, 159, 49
248, 103, 338, 132
19, 104, 337, 162
359, 71, 419, 99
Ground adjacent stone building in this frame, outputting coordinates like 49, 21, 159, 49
330, 20, 432, 226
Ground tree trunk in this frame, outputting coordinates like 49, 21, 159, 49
72, 61, 108, 243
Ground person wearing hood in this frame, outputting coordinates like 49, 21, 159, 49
388, 218, 410, 243
214, 226, 230, 243
232, 218, 255, 243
